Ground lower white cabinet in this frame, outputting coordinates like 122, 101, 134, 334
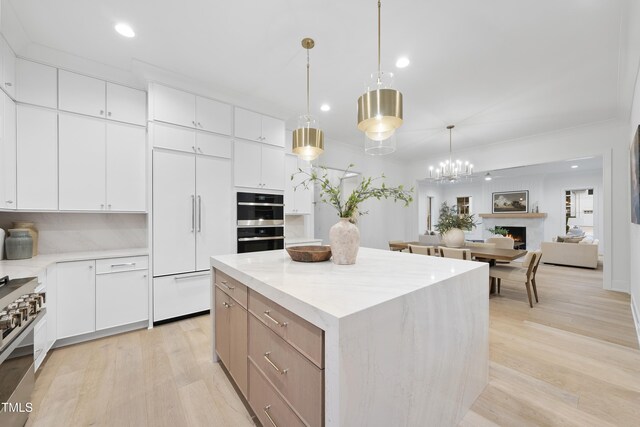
56, 260, 96, 339
34, 318, 47, 370
153, 272, 210, 322
96, 268, 148, 330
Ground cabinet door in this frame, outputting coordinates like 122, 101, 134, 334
196, 156, 232, 270
196, 96, 232, 135
153, 273, 210, 322
261, 145, 285, 191
215, 287, 230, 366
152, 150, 196, 276
261, 115, 285, 147
106, 123, 146, 211
152, 122, 196, 153
56, 260, 96, 339
233, 140, 262, 188
229, 302, 248, 397
196, 132, 232, 158
152, 84, 195, 128
0, 92, 16, 209
16, 59, 57, 108
46, 264, 57, 351
17, 106, 58, 210
1, 36, 15, 98
58, 70, 106, 118
106, 82, 146, 126
234, 108, 262, 142
293, 159, 312, 214
59, 114, 106, 210
96, 269, 148, 330
284, 155, 297, 214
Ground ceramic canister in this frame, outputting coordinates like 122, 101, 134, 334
12, 222, 38, 256
5, 229, 34, 260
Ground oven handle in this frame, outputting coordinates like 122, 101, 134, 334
238, 236, 286, 242
237, 220, 284, 227
237, 202, 284, 207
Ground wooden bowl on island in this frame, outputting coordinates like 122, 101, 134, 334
286, 245, 332, 262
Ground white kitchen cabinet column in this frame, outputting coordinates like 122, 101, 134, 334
260, 145, 285, 191
195, 96, 232, 135
152, 84, 195, 128
17, 105, 58, 210
58, 70, 106, 118
234, 107, 285, 147
0, 91, 16, 209
56, 260, 96, 339
233, 139, 262, 189
106, 122, 146, 211
152, 150, 197, 276
58, 114, 106, 210
106, 82, 146, 126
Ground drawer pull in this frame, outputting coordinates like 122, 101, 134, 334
263, 352, 288, 375
222, 301, 233, 309
263, 310, 288, 328
110, 262, 136, 268
263, 405, 278, 427
220, 280, 235, 291
174, 273, 209, 280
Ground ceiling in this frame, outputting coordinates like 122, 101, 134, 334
7, 0, 634, 160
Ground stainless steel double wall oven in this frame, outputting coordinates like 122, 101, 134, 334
237, 192, 284, 253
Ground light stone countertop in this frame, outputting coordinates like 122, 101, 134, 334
284, 236, 323, 245
0, 248, 149, 279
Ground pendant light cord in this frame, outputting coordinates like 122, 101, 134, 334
306, 47, 310, 118
377, 0, 382, 83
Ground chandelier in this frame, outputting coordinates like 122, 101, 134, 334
292, 38, 324, 161
357, 0, 403, 155
428, 125, 473, 182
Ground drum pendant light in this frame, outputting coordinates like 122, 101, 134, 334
357, 0, 403, 155
292, 38, 324, 161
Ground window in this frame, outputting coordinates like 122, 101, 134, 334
427, 196, 434, 231
456, 196, 471, 215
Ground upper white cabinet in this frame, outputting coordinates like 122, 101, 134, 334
0, 91, 16, 209
152, 122, 232, 158
151, 83, 232, 135
17, 105, 58, 210
285, 154, 313, 215
0, 35, 16, 98
16, 59, 57, 108
59, 114, 146, 212
234, 140, 285, 191
234, 107, 285, 147
58, 70, 145, 126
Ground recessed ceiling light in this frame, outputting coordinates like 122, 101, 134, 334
320, 104, 331, 112
395, 57, 410, 68
115, 23, 135, 38
571, 165, 579, 169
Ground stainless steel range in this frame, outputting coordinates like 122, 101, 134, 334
0, 276, 46, 427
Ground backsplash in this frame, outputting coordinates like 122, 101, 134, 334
0, 212, 147, 254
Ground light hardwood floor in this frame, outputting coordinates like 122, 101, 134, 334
26, 263, 640, 427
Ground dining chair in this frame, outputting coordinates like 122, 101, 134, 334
388, 240, 405, 252
465, 242, 497, 249
408, 244, 437, 256
490, 250, 542, 307
439, 247, 472, 260
486, 237, 515, 263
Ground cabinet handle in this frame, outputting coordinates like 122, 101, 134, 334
263, 352, 288, 375
191, 195, 195, 232
263, 310, 287, 327
192, 120, 196, 126
197, 195, 202, 232
263, 405, 278, 427
220, 280, 235, 291
107, 112, 112, 117
100, 110, 104, 115
110, 262, 136, 268
108, 204, 112, 209
5, 200, 13, 204
174, 273, 209, 280
222, 301, 233, 309
192, 146, 196, 152
5, 82, 12, 87
101, 204, 105, 209
89, 265, 93, 269
197, 147, 203, 153
197, 122, 202, 127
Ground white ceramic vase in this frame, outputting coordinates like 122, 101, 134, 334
329, 218, 360, 265
442, 228, 465, 248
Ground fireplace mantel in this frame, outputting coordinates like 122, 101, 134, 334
479, 213, 547, 219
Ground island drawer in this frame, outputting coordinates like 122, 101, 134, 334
215, 270, 247, 308
249, 290, 324, 368
249, 361, 306, 427
249, 315, 323, 427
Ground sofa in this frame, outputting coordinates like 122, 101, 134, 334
540, 238, 599, 269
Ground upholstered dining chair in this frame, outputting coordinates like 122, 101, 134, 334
464, 242, 497, 249
486, 237, 514, 249
490, 250, 542, 307
408, 244, 438, 256
388, 240, 406, 252
439, 247, 472, 260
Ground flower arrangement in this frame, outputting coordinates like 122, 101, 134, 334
293, 164, 414, 222
434, 202, 477, 234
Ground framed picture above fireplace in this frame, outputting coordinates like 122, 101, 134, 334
492, 190, 529, 214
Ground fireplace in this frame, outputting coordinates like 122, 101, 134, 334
499, 226, 526, 249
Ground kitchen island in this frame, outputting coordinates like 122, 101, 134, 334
211, 247, 488, 427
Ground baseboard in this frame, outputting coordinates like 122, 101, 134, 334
632, 295, 640, 348
53, 320, 148, 349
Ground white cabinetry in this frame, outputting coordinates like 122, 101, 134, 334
59, 114, 146, 212
151, 83, 232, 134
152, 149, 232, 276
285, 154, 313, 214
56, 260, 96, 339
0, 35, 16, 98
153, 272, 210, 322
234, 140, 285, 190
152, 122, 232, 158
17, 106, 58, 210
58, 70, 146, 126
234, 107, 284, 147
0, 90, 16, 209
16, 59, 57, 108
96, 256, 149, 330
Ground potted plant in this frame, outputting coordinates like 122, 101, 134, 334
487, 226, 509, 237
434, 202, 477, 248
294, 164, 413, 264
